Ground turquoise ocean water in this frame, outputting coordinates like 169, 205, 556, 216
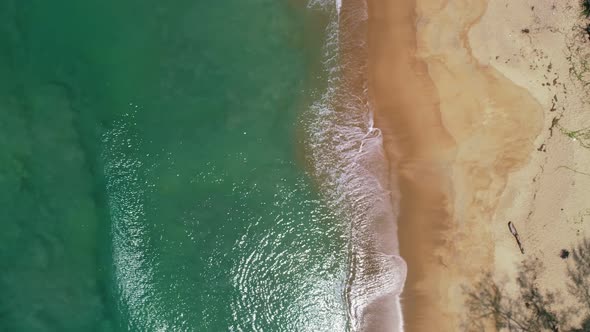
1, 0, 407, 331
0, 1, 356, 331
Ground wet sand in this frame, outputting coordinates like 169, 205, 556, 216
341, 0, 590, 329
337, 1, 406, 330
366, 0, 456, 330
366, 0, 546, 330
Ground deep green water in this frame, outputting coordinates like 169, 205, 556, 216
0, 1, 349, 331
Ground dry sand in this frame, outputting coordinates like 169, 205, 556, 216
366, 0, 590, 330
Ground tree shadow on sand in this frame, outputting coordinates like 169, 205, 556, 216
463, 238, 590, 332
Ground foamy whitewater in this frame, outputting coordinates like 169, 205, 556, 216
305, 0, 407, 331
101, 1, 406, 330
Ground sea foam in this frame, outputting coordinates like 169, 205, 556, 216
304, 1, 407, 331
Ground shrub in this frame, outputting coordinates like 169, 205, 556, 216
464, 237, 590, 331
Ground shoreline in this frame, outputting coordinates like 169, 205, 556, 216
303, 1, 406, 330
337, 1, 406, 330
366, 0, 456, 330
364, 0, 590, 329
316, 0, 590, 329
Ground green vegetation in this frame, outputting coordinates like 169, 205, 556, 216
568, 239, 590, 308
583, 0, 590, 18
566, 48, 590, 89
565, 15, 590, 99
560, 126, 590, 149
464, 238, 590, 331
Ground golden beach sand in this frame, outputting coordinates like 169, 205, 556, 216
363, 0, 590, 330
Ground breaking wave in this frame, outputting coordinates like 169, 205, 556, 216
304, 1, 407, 331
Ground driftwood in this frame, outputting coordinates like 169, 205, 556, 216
508, 221, 525, 254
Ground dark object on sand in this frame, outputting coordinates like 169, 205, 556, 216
584, 0, 590, 17
560, 249, 570, 259
508, 221, 525, 254
585, 24, 590, 41
521, 28, 530, 34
